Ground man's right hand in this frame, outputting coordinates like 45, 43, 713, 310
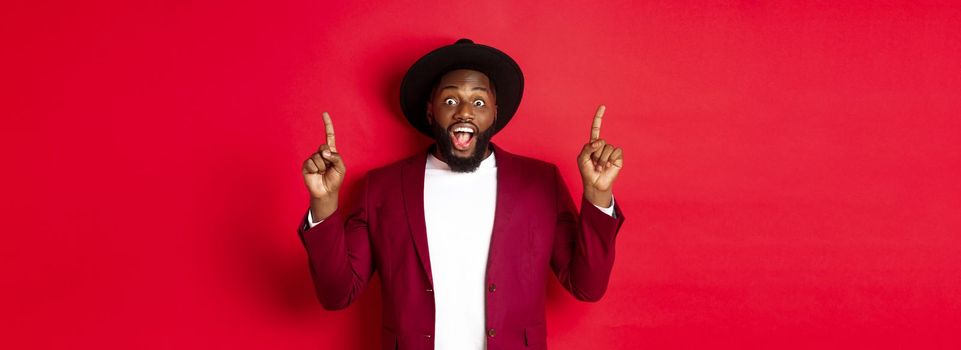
302, 112, 346, 221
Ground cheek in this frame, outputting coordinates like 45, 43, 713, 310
479, 108, 496, 127
431, 109, 453, 125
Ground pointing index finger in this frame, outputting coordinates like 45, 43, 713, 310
590, 105, 606, 141
322, 111, 336, 152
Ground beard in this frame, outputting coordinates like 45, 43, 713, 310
430, 121, 495, 173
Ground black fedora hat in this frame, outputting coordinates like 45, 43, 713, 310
400, 38, 524, 137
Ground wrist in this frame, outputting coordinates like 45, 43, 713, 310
584, 188, 613, 208
309, 195, 338, 221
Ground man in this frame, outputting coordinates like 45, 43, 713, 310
299, 39, 625, 350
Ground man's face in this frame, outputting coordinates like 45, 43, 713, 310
427, 69, 497, 172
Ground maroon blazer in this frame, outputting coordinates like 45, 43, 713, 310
298, 144, 625, 350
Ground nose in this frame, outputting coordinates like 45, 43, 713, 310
455, 101, 473, 121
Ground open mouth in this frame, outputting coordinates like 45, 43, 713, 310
448, 123, 477, 151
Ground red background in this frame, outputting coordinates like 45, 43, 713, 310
2, 1, 960, 349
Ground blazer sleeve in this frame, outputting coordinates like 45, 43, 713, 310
297, 176, 375, 310
549, 165, 626, 302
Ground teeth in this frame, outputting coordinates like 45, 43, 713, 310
452, 127, 474, 133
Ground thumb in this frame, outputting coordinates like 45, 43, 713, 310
321, 150, 346, 175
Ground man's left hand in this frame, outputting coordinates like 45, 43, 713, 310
577, 105, 623, 208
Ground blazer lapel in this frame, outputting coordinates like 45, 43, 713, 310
402, 144, 520, 287
487, 144, 520, 273
401, 149, 433, 286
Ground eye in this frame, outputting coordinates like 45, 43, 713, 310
444, 98, 457, 106
473, 99, 485, 107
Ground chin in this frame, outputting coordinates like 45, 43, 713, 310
451, 148, 475, 158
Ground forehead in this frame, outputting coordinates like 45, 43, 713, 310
436, 69, 492, 89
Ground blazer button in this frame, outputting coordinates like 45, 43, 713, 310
488, 328, 496, 337
488, 283, 496, 293
426, 288, 433, 292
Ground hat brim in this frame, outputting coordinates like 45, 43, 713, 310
400, 40, 524, 137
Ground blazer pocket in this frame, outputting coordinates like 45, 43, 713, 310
525, 322, 547, 348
